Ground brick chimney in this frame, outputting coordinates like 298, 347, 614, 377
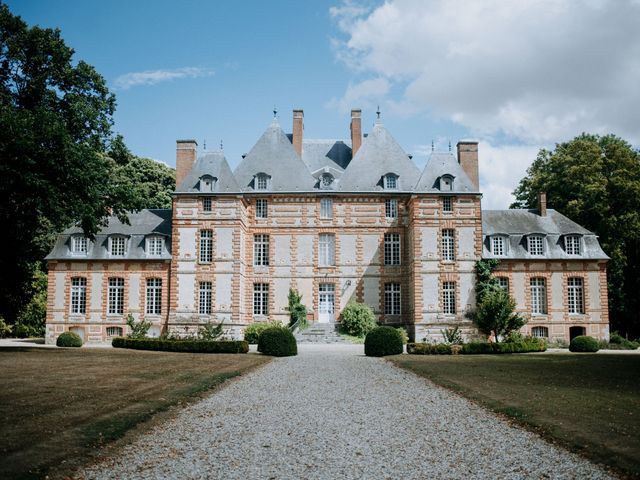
292, 109, 304, 157
350, 109, 362, 156
175, 139, 197, 188
456, 141, 479, 190
538, 192, 547, 217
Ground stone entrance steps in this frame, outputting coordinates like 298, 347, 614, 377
294, 322, 348, 344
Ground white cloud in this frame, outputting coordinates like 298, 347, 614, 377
331, 0, 640, 145
326, 77, 390, 112
114, 67, 215, 90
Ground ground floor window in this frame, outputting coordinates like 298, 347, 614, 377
253, 283, 269, 316
106, 326, 123, 337
531, 326, 549, 338
146, 278, 162, 315
70, 277, 87, 314
384, 283, 401, 315
107, 278, 124, 314
199, 281, 212, 315
442, 281, 456, 314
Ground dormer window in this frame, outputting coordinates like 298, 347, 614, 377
565, 235, 581, 255
109, 236, 127, 257
527, 235, 545, 256
255, 173, 270, 190
199, 175, 216, 192
440, 174, 454, 191
320, 173, 334, 189
383, 174, 398, 190
71, 235, 88, 255
146, 236, 164, 257
491, 236, 507, 256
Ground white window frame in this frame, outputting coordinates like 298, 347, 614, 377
565, 235, 581, 255
109, 236, 126, 257
442, 229, 455, 261
256, 199, 268, 219
442, 196, 453, 213
108, 277, 124, 315
254, 234, 269, 266
491, 236, 506, 256
531, 326, 549, 338
319, 233, 335, 267
146, 236, 164, 257
384, 283, 401, 315
200, 175, 215, 192
70, 277, 87, 314
530, 277, 547, 314
528, 235, 544, 256
384, 233, 401, 266
253, 283, 269, 316
255, 174, 269, 190
385, 199, 398, 219
106, 326, 123, 337
320, 198, 333, 219
443, 281, 456, 314
145, 278, 162, 315
497, 277, 509, 292
199, 281, 212, 315
71, 236, 88, 255
384, 174, 398, 190
568, 277, 585, 314
202, 197, 212, 212
199, 230, 213, 263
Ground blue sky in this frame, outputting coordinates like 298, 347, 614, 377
7, 0, 640, 208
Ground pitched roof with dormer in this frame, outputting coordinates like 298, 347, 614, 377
414, 152, 479, 193
175, 150, 241, 193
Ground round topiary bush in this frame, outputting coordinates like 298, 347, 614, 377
56, 331, 82, 347
569, 335, 599, 352
244, 321, 283, 344
364, 326, 404, 357
341, 302, 376, 337
257, 327, 297, 357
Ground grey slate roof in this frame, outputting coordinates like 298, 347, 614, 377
175, 151, 241, 193
233, 119, 316, 192
414, 152, 479, 193
337, 122, 420, 192
300, 139, 352, 172
482, 209, 608, 260
46, 209, 172, 261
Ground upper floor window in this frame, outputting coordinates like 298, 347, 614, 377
320, 198, 333, 219
383, 174, 398, 190
385, 199, 398, 219
109, 236, 126, 257
568, 277, 585, 314
70, 277, 87, 314
199, 230, 213, 263
146, 236, 164, 257
440, 175, 454, 191
320, 173, 334, 189
71, 235, 88, 255
491, 236, 507, 256
442, 229, 455, 261
319, 233, 335, 266
442, 197, 453, 213
384, 233, 401, 266
530, 277, 547, 314
256, 199, 268, 219
254, 234, 269, 266
255, 173, 269, 190
202, 197, 212, 212
527, 235, 544, 256
443, 281, 456, 314
565, 235, 581, 255
199, 175, 216, 192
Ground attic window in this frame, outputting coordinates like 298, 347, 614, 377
565, 235, 581, 255
383, 174, 398, 190
199, 175, 216, 192
491, 236, 507, 256
109, 236, 127, 257
320, 173, 334, 189
71, 235, 88, 255
440, 175, 454, 191
146, 236, 164, 257
255, 173, 269, 190
527, 235, 545, 256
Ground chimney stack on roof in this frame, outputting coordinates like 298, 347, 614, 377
175, 139, 198, 189
538, 192, 547, 217
350, 109, 362, 156
292, 109, 304, 157
456, 140, 479, 191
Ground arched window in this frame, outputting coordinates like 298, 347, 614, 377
440, 174, 454, 191
199, 175, 216, 192
255, 173, 270, 190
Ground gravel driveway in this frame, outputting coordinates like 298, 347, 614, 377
80, 344, 614, 479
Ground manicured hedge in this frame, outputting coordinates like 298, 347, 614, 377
569, 335, 599, 353
112, 337, 249, 353
461, 338, 546, 354
364, 326, 404, 357
56, 331, 82, 347
407, 343, 453, 355
257, 327, 297, 357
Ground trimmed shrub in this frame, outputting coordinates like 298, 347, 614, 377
569, 335, 600, 353
461, 338, 546, 354
341, 302, 376, 338
56, 331, 82, 347
607, 332, 639, 350
407, 342, 453, 355
396, 327, 408, 345
244, 321, 284, 344
257, 327, 297, 357
364, 326, 404, 357
112, 337, 249, 353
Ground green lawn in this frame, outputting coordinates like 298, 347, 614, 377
0, 347, 268, 480
391, 353, 640, 478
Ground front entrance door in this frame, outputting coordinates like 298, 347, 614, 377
318, 284, 335, 323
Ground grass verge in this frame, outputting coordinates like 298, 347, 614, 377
391, 353, 640, 478
0, 347, 269, 480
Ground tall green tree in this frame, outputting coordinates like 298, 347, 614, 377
123, 156, 175, 209
0, 5, 146, 323
512, 133, 640, 337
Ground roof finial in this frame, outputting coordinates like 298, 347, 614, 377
203, 139, 206, 150
448, 140, 452, 152
273, 105, 277, 118
220, 139, 223, 150
431, 140, 434, 152
376, 105, 381, 119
